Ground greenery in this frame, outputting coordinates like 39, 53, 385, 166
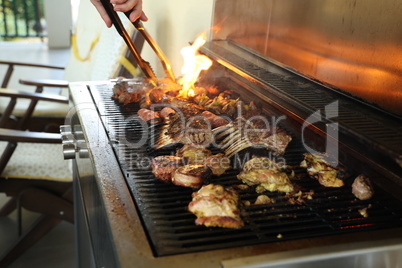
0, 0, 46, 39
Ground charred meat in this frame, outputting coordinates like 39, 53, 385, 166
160, 107, 176, 118
352, 174, 374, 200
201, 111, 229, 129
156, 111, 213, 148
151, 155, 184, 182
137, 108, 161, 122
188, 184, 244, 228
172, 165, 212, 188
112, 78, 146, 105
237, 157, 294, 193
300, 153, 346, 187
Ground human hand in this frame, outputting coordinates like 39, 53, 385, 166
90, 0, 148, 28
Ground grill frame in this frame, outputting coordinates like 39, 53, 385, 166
69, 80, 402, 268
89, 71, 402, 257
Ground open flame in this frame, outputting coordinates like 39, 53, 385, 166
177, 33, 212, 98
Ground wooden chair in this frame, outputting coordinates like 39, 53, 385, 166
0, 1, 143, 266
0, 88, 72, 267
0, 0, 140, 133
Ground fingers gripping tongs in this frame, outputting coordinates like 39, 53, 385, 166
100, 0, 176, 85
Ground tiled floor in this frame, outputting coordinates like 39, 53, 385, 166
0, 40, 76, 268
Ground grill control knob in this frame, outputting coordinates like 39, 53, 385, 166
62, 143, 76, 160
60, 125, 89, 159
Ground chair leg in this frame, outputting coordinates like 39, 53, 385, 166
0, 215, 62, 268
19, 187, 74, 224
0, 195, 18, 217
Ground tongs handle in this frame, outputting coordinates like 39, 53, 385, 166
128, 17, 176, 83
99, 0, 157, 84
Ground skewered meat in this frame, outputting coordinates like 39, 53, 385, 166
237, 157, 294, 193
172, 165, 212, 188
137, 108, 160, 122
352, 174, 374, 200
151, 155, 184, 182
176, 144, 212, 165
300, 153, 346, 187
205, 153, 231, 176
188, 184, 244, 228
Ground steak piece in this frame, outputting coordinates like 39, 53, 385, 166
352, 174, 374, 200
172, 165, 212, 188
151, 155, 184, 182
188, 184, 244, 228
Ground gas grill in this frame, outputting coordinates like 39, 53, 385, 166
64, 0, 402, 267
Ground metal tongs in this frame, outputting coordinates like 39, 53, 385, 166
100, 0, 176, 85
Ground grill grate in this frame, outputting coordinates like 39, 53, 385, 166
91, 85, 402, 257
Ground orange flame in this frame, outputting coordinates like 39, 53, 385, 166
178, 33, 212, 98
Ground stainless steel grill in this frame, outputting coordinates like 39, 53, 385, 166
86, 81, 402, 257
67, 0, 402, 266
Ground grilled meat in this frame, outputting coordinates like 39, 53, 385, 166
254, 195, 274, 205
201, 111, 229, 128
170, 98, 205, 116
137, 108, 161, 122
205, 153, 231, 176
237, 157, 294, 193
176, 144, 212, 165
172, 165, 212, 188
213, 118, 292, 157
188, 184, 244, 228
352, 174, 374, 200
112, 78, 146, 105
156, 111, 213, 148
184, 116, 213, 145
300, 153, 346, 187
160, 107, 176, 118
151, 155, 184, 182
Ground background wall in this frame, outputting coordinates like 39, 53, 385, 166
141, 0, 214, 78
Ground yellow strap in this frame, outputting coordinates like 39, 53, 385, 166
119, 56, 141, 77
71, 33, 100, 62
